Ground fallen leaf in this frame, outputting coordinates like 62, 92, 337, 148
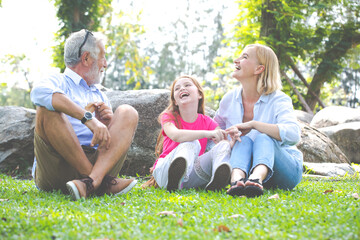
352, 193, 359, 199
214, 225, 231, 232
228, 214, 245, 219
323, 190, 333, 194
177, 218, 184, 227
0, 199, 9, 202
268, 194, 279, 199
157, 211, 176, 217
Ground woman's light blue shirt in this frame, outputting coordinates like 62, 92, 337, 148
214, 87, 302, 159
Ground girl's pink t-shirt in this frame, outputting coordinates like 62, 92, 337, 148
154, 113, 218, 168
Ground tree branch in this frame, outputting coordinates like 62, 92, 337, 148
285, 55, 326, 108
281, 70, 313, 115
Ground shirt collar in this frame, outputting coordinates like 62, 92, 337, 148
235, 87, 270, 104
64, 68, 83, 85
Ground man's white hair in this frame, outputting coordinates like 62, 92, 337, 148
64, 29, 106, 68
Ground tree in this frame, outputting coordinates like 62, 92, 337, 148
52, 0, 151, 90
143, 0, 228, 99
0, 54, 34, 108
218, 0, 360, 112
52, 0, 112, 71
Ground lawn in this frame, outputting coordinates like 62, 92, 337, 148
0, 174, 359, 240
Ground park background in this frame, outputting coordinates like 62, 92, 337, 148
0, 0, 359, 113
0, 1, 359, 239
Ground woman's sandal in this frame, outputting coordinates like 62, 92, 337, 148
244, 179, 264, 198
226, 178, 246, 197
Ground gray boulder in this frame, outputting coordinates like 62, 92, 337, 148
105, 89, 170, 176
319, 122, 360, 164
0, 90, 356, 179
0, 106, 36, 170
105, 89, 215, 176
297, 121, 349, 164
310, 106, 360, 128
303, 162, 356, 177
294, 110, 313, 124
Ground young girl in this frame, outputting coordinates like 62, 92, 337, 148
215, 44, 303, 198
142, 75, 236, 192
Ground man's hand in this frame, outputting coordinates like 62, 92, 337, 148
86, 102, 113, 127
85, 117, 111, 149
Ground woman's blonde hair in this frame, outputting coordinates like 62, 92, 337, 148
246, 44, 282, 95
154, 75, 205, 158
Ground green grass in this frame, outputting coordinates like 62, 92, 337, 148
0, 174, 359, 240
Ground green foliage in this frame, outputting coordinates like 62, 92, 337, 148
103, 11, 152, 90
217, 0, 360, 111
52, 0, 113, 71
144, 2, 227, 87
0, 54, 34, 108
51, 0, 152, 91
0, 174, 359, 239
0, 84, 34, 108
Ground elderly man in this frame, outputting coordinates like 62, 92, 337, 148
31, 29, 138, 200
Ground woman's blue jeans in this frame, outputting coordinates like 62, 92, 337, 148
229, 133, 303, 190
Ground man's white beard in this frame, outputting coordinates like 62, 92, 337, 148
85, 61, 103, 85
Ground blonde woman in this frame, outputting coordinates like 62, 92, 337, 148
214, 44, 303, 198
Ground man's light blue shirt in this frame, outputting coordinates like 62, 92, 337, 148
214, 87, 302, 158
31, 67, 111, 147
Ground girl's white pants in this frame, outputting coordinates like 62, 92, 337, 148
153, 140, 232, 189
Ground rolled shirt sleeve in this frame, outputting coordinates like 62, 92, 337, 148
31, 74, 67, 111
275, 95, 301, 146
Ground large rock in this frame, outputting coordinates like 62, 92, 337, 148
310, 106, 360, 128
303, 162, 356, 177
0, 106, 36, 170
296, 121, 349, 164
0, 91, 356, 178
319, 122, 360, 164
294, 110, 313, 124
105, 89, 170, 176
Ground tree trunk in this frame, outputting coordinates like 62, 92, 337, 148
285, 55, 326, 109
306, 30, 360, 110
281, 70, 313, 115
260, 0, 277, 38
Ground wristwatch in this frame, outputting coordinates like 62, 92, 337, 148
81, 111, 93, 124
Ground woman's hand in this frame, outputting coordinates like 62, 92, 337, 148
226, 126, 241, 148
226, 121, 254, 137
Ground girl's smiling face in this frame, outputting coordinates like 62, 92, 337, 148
173, 77, 202, 107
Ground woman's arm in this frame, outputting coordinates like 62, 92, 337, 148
226, 121, 281, 141
163, 123, 226, 143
